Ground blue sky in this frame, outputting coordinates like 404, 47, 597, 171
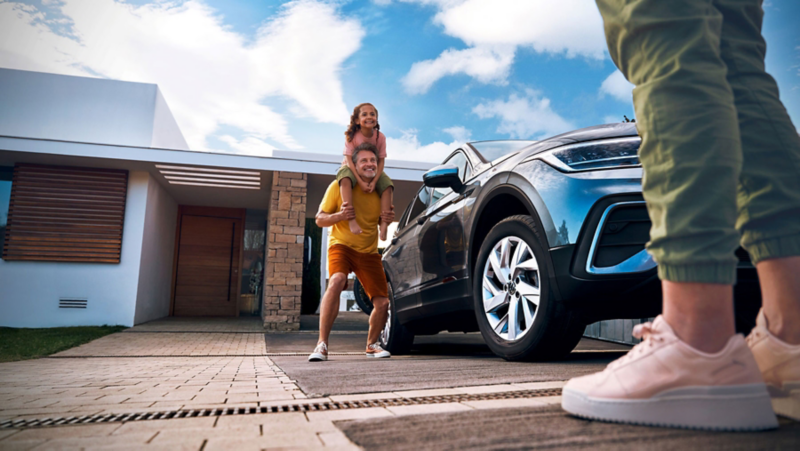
1, 0, 798, 162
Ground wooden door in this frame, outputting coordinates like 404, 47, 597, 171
172, 210, 243, 317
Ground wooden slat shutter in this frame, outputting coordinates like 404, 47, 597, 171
2, 164, 128, 263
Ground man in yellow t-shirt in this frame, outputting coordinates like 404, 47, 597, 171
308, 143, 395, 361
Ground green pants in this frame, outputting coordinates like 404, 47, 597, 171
336, 165, 393, 197
597, 0, 800, 284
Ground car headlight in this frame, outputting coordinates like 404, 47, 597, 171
538, 137, 641, 172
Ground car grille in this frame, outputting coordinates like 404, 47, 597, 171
592, 204, 752, 268
592, 205, 651, 268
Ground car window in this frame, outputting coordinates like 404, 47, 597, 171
405, 186, 431, 227
432, 151, 472, 203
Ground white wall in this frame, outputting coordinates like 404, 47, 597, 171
134, 175, 178, 325
0, 172, 150, 328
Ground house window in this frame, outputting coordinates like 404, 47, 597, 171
0, 167, 12, 256
2, 164, 128, 263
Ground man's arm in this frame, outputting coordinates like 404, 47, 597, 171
315, 201, 355, 228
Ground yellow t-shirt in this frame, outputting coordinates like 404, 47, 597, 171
320, 180, 381, 254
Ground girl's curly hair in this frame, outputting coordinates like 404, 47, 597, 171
345, 103, 379, 143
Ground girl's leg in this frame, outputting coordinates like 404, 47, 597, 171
340, 179, 362, 235
379, 186, 393, 241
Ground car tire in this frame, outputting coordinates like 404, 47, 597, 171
473, 214, 582, 361
353, 277, 373, 315
380, 282, 414, 355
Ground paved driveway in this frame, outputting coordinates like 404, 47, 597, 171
0, 315, 796, 450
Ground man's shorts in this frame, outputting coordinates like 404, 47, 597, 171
328, 244, 388, 300
336, 165, 394, 197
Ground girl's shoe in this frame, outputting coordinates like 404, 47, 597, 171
562, 315, 778, 431
366, 342, 390, 358
747, 309, 800, 420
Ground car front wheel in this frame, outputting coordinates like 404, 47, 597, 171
473, 215, 583, 361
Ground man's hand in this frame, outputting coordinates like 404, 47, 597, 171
339, 201, 356, 221
380, 205, 395, 224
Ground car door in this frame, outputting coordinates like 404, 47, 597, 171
384, 186, 431, 313
416, 151, 475, 308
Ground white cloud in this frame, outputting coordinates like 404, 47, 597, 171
387, 129, 458, 163
399, 0, 606, 93
599, 70, 634, 102
218, 135, 278, 156
0, 0, 363, 153
402, 45, 514, 94
443, 125, 471, 142
473, 89, 573, 139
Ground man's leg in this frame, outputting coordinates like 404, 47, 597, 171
318, 272, 348, 345
367, 296, 389, 345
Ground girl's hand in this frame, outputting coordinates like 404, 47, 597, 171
359, 180, 372, 193
367, 181, 376, 193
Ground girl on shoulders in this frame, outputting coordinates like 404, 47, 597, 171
338, 103, 394, 241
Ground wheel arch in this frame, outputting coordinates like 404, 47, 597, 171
468, 181, 561, 300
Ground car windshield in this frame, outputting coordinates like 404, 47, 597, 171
469, 140, 537, 163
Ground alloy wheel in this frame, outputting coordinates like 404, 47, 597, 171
481, 236, 541, 341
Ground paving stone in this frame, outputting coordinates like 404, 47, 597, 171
386, 402, 473, 416
306, 407, 394, 422
6, 424, 121, 441
0, 439, 47, 450
317, 430, 361, 449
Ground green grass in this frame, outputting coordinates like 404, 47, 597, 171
0, 325, 127, 362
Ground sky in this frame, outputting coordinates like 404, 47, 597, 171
1, 0, 798, 163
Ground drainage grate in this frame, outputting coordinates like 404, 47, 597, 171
59, 298, 87, 309
0, 388, 562, 429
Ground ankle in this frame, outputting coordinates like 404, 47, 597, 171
764, 310, 800, 345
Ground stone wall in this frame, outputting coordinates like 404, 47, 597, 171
263, 171, 307, 330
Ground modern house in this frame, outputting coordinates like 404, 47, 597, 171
0, 68, 430, 330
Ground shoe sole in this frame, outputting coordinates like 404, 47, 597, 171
768, 382, 800, 421
365, 353, 390, 358
562, 383, 778, 431
308, 354, 327, 362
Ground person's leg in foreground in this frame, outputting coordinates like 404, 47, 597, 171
562, 0, 800, 429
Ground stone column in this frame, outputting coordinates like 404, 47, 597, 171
263, 171, 307, 331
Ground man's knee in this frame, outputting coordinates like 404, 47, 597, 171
372, 297, 389, 312
328, 273, 348, 292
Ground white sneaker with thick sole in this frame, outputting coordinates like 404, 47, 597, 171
747, 309, 800, 421
308, 342, 328, 362
562, 316, 778, 431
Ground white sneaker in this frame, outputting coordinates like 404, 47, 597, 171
747, 309, 800, 420
562, 316, 777, 430
366, 342, 390, 358
308, 341, 328, 362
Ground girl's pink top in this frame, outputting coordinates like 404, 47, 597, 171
342, 130, 387, 165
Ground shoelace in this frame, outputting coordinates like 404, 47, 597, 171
367, 343, 384, 352
607, 322, 665, 370
314, 342, 328, 354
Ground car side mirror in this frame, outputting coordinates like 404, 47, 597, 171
423, 164, 463, 192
